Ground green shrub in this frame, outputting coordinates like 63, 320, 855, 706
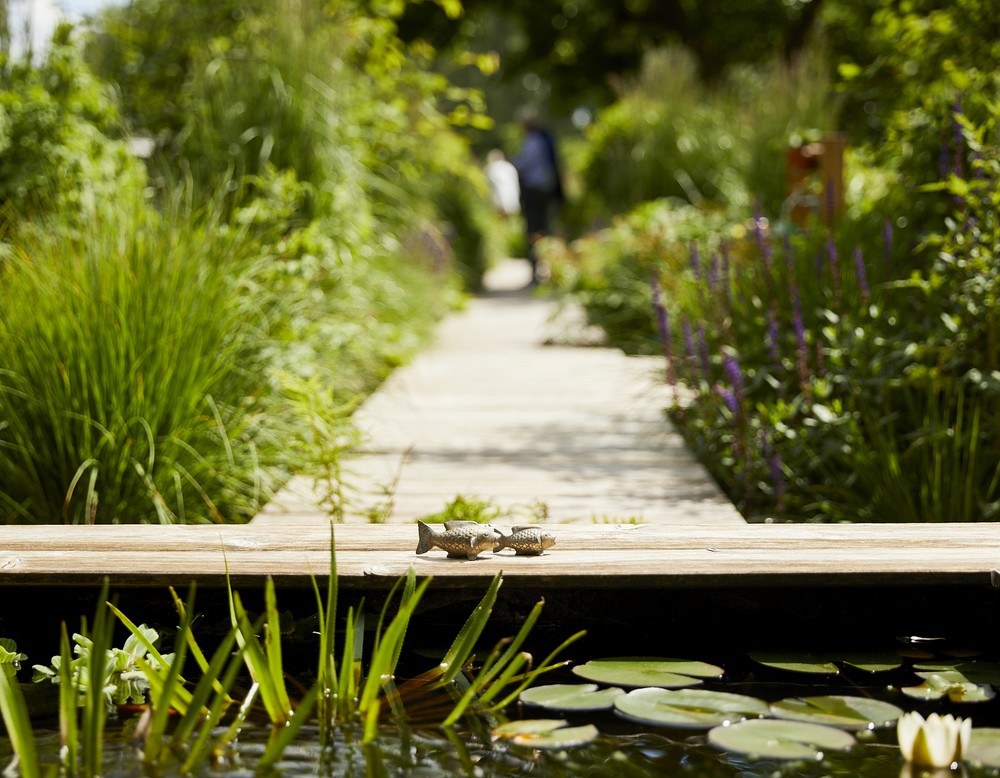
0, 199, 283, 524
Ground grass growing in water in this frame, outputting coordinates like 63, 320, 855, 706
0, 528, 582, 774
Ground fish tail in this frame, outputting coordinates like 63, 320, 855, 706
415, 521, 436, 555
493, 531, 509, 551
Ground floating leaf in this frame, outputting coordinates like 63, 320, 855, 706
572, 658, 723, 689
750, 652, 838, 675
838, 653, 903, 673
614, 688, 769, 729
902, 671, 996, 703
770, 695, 903, 730
913, 661, 1000, 686
967, 727, 1000, 768
708, 719, 855, 760
519, 684, 624, 711
493, 719, 569, 739
494, 720, 600, 749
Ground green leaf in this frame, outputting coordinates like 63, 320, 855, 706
709, 719, 855, 759
966, 727, 1000, 768
838, 653, 903, 673
614, 688, 769, 729
493, 719, 599, 748
572, 658, 723, 688
770, 695, 903, 729
519, 683, 625, 711
902, 671, 996, 703
749, 652, 839, 675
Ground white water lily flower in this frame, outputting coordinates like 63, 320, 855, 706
897, 711, 972, 768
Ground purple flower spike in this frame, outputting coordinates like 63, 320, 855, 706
714, 385, 738, 414
952, 92, 965, 179
708, 252, 719, 290
853, 246, 870, 304
651, 274, 677, 390
767, 310, 781, 369
722, 353, 744, 412
721, 242, 731, 306
883, 219, 893, 264
690, 241, 701, 281
697, 326, 710, 376
826, 232, 841, 306
682, 318, 698, 380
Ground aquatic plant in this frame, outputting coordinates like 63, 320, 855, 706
897, 712, 972, 769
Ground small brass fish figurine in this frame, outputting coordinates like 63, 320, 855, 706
493, 526, 556, 556
415, 520, 500, 560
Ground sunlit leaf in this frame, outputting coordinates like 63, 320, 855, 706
709, 718, 855, 759
749, 652, 839, 675
614, 688, 769, 729
902, 671, 996, 703
492, 719, 598, 748
519, 684, 625, 711
572, 658, 723, 688
838, 653, 903, 673
770, 695, 903, 729
967, 727, 1000, 768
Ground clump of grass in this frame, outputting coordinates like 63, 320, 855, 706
0, 196, 285, 524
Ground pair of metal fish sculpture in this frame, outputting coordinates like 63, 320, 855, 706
415, 520, 556, 560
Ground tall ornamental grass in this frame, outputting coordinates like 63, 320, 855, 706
0, 199, 283, 524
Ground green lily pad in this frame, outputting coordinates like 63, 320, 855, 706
749, 652, 839, 675
966, 727, 1000, 768
519, 684, 625, 711
614, 688, 770, 729
708, 719, 856, 760
902, 671, 996, 703
838, 653, 903, 673
493, 720, 600, 749
913, 661, 1000, 686
770, 695, 903, 730
572, 658, 723, 688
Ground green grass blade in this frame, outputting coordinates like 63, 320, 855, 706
439, 573, 503, 684
233, 591, 289, 724
0, 659, 41, 778
58, 623, 78, 772
257, 684, 319, 772
263, 577, 293, 717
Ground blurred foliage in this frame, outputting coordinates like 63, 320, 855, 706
0, 0, 485, 523
0, 24, 146, 223
577, 43, 837, 223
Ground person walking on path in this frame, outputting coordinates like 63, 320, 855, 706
484, 149, 521, 218
512, 109, 564, 285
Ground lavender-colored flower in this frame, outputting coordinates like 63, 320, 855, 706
689, 241, 701, 281
708, 252, 719, 290
853, 246, 870, 305
651, 274, 678, 389
792, 291, 808, 387
767, 309, 781, 370
697, 325, 710, 376
826, 232, 841, 307
883, 219, 893, 264
721, 241, 731, 306
714, 385, 738, 414
783, 233, 795, 273
762, 429, 786, 512
952, 92, 965, 179
722, 352, 744, 412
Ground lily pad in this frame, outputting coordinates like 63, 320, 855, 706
902, 671, 996, 703
913, 661, 1000, 686
770, 695, 903, 730
966, 727, 1000, 768
519, 684, 625, 711
749, 652, 839, 675
614, 687, 769, 729
708, 718, 856, 760
492, 720, 599, 749
572, 658, 723, 689
838, 653, 903, 673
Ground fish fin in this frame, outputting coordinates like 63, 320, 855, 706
466, 537, 481, 561
444, 520, 478, 529
415, 520, 436, 555
510, 526, 538, 532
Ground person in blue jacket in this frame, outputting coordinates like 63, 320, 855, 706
512, 109, 564, 285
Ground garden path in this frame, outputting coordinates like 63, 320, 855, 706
255, 259, 744, 526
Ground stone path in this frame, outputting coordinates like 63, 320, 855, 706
255, 259, 743, 525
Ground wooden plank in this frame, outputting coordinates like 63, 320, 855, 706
0, 523, 996, 589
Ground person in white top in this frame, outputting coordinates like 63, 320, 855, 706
484, 149, 521, 217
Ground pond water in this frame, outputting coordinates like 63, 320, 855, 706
4, 584, 1000, 777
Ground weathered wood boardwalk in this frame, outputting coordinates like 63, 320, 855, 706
257, 259, 743, 525
0, 523, 997, 590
